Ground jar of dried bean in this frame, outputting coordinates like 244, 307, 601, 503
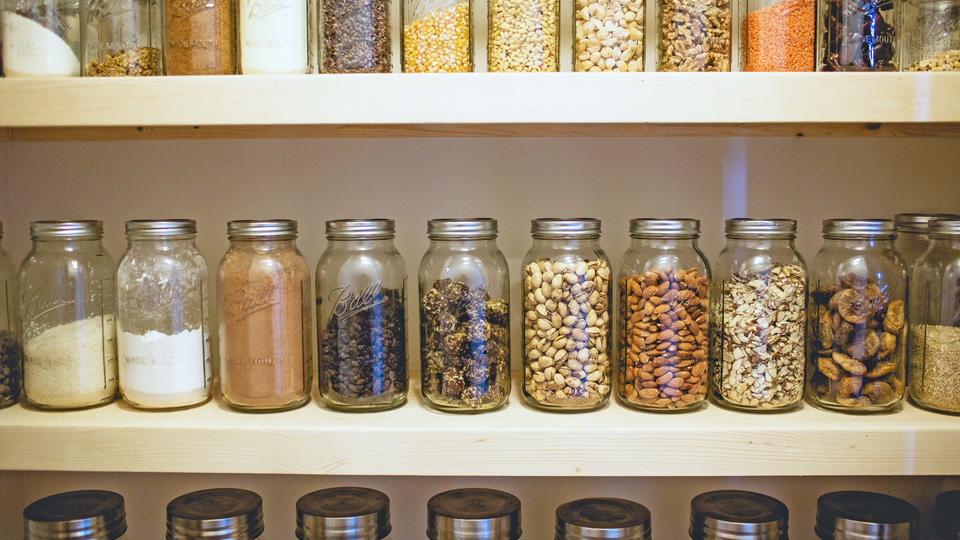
82, 0, 161, 76
908, 218, 960, 414
894, 212, 959, 271
0, 222, 21, 409
574, 0, 645, 71
420, 219, 510, 413
522, 218, 612, 411
617, 219, 710, 412
487, 0, 558, 71
711, 219, 807, 412
656, 0, 731, 71
807, 219, 907, 413
402, 0, 472, 72
317, 219, 408, 412
902, 0, 960, 71
816, 0, 899, 70
741, 0, 815, 71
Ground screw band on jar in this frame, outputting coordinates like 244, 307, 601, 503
427, 488, 522, 540
297, 487, 391, 540
556, 497, 652, 540
690, 490, 788, 540
815, 491, 918, 540
24, 490, 127, 540
166, 488, 264, 540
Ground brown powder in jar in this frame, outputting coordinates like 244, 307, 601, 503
742, 0, 814, 71
163, 0, 237, 74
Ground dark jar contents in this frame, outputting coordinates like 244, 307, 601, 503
320, 0, 391, 72
0, 222, 22, 409
817, 0, 899, 70
163, 0, 236, 74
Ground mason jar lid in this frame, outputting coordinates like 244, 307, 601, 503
822, 219, 895, 240
427, 488, 522, 540
934, 491, 960, 539
30, 221, 104, 240
630, 218, 700, 239
125, 219, 197, 239
690, 490, 788, 540
166, 488, 264, 540
532, 218, 601, 239
24, 490, 127, 540
894, 213, 959, 234
428, 218, 498, 240
556, 498, 652, 540
326, 219, 395, 240
725, 219, 797, 239
227, 219, 297, 240
929, 219, 960, 238
815, 491, 918, 540
297, 487, 391, 540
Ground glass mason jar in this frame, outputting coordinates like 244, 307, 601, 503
618, 219, 710, 412
908, 218, 960, 414
218, 220, 311, 412
0, 223, 22, 409
162, 0, 235, 74
574, 0, 644, 71
402, 0, 472, 72
556, 498, 652, 540
656, 0, 731, 71
711, 219, 807, 412
807, 219, 907, 413
24, 490, 127, 540
902, 0, 960, 70
167, 488, 264, 540
817, 0, 899, 70
740, 0, 815, 71
690, 490, 789, 540
320, 0, 390, 72
487, 0, 558, 71
297, 487, 392, 540
116, 220, 211, 410
82, 0, 161, 75
522, 218, 612, 412
1, 0, 81, 76
419, 218, 510, 413
815, 491, 918, 540
20, 221, 117, 410
427, 489, 522, 540
239, 0, 309, 73
895, 212, 958, 271
317, 219, 408, 412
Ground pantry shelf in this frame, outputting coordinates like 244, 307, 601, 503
0, 383, 957, 476
1, 73, 959, 140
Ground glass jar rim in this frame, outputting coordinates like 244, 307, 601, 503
428, 218, 497, 239
326, 219, 395, 240
725, 218, 796, 239
822, 219, 895, 240
630, 218, 699, 238
126, 219, 196, 239
532, 218, 601, 239
227, 219, 297, 240
895, 213, 960, 234
30, 220, 104, 240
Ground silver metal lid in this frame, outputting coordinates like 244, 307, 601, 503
125, 219, 197, 239
690, 490, 788, 540
815, 491, 918, 540
894, 213, 960, 234
166, 488, 264, 540
428, 218, 498, 240
24, 490, 127, 540
297, 487, 391, 540
326, 219, 395, 240
725, 219, 797, 239
532, 218, 601, 239
427, 488, 522, 540
630, 218, 700, 239
30, 221, 103, 240
822, 219, 895, 240
227, 219, 298, 240
929, 219, 960, 238
556, 498, 652, 540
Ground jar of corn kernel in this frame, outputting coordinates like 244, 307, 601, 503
402, 0, 473, 72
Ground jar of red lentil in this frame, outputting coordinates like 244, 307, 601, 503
741, 0, 815, 71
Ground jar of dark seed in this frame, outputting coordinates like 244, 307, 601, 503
0, 223, 21, 409
320, 0, 391, 72
522, 218, 612, 412
317, 219, 408, 412
419, 218, 510, 413
807, 219, 907, 413
816, 0, 900, 70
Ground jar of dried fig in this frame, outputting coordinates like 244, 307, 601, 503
807, 219, 908, 413
617, 218, 710, 412
522, 218, 612, 412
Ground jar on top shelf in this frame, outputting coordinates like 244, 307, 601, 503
656, 0, 731, 71
894, 212, 959, 270
902, 0, 960, 71
574, 0, 645, 71
817, 0, 899, 70
239, 0, 309, 73
2, 0, 81, 76
740, 0, 815, 71
82, 0, 161, 75
487, 0, 559, 71
402, 0, 472, 72
162, 0, 236, 74
320, 0, 390, 72
0, 222, 21, 409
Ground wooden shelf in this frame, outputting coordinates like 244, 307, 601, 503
1, 382, 958, 476
1, 73, 959, 140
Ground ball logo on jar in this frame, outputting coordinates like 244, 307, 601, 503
225, 281, 291, 321
245, 0, 293, 20
328, 282, 385, 320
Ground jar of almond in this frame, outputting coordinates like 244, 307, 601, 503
617, 219, 710, 412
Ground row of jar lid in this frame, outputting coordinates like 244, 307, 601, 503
21, 486, 956, 540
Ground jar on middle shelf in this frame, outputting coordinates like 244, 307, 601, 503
320, 0, 390, 72
574, 0, 644, 71
656, 0, 731, 71
0, 222, 22, 409
24, 490, 127, 540
419, 218, 510, 413
239, 0, 309, 74
82, 0, 161, 76
740, 0, 815, 71
162, 0, 235, 74
218, 220, 311, 412
908, 218, 960, 414
402, 0, 472, 72
522, 218, 612, 412
690, 490, 789, 540
297, 487, 392, 540
116, 220, 211, 411
20, 221, 117, 410
317, 219, 408, 412
618, 218, 710, 412
816, 0, 899, 70
167, 488, 264, 540
894, 212, 959, 270
487, 0, 558, 71
710, 218, 807, 412
807, 219, 907, 413
1, 0, 81, 76
556, 498, 652, 540
902, 0, 960, 71
815, 491, 918, 540
427, 488, 522, 540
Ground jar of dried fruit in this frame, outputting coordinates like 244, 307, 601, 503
816, 0, 899, 70
0, 222, 21, 409
522, 218, 612, 411
617, 218, 710, 412
807, 219, 907, 413
402, 0, 472, 72
908, 218, 960, 414
894, 212, 959, 271
419, 219, 510, 413
656, 0, 732, 71
902, 0, 960, 71
711, 219, 807, 413
82, 0, 161, 76
317, 219, 408, 412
